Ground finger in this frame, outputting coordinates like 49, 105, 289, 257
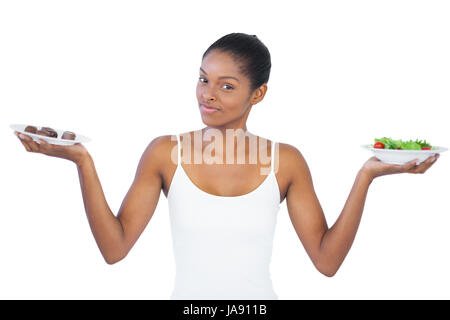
17, 133, 33, 152
18, 138, 32, 152
15, 132, 39, 153
36, 138, 53, 155
400, 158, 419, 172
420, 154, 440, 172
18, 133, 41, 153
409, 155, 437, 174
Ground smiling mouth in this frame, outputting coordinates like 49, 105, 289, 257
200, 104, 220, 112
200, 103, 219, 110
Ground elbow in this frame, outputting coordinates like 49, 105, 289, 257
105, 257, 120, 265
103, 252, 127, 265
102, 242, 128, 265
314, 259, 339, 277
319, 268, 337, 278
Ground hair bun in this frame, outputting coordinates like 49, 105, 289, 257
202, 33, 271, 92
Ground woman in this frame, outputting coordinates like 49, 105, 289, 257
14, 33, 439, 299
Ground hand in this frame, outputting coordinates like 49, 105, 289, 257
361, 154, 440, 181
14, 131, 90, 166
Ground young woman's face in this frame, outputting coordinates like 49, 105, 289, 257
196, 50, 254, 128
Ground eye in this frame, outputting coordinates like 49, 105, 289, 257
198, 76, 234, 90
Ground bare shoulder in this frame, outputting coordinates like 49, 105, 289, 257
279, 142, 307, 161
277, 142, 310, 186
138, 135, 178, 178
141, 135, 174, 159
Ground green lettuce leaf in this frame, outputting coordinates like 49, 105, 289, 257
374, 137, 432, 150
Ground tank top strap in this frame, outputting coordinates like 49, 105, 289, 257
271, 141, 276, 173
175, 134, 181, 165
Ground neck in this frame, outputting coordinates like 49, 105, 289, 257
202, 125, 248, 138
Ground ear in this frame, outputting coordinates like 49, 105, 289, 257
250, 83, 268, 106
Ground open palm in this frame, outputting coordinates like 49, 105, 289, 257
362, 155, 439, 180
14, 131, 88, 165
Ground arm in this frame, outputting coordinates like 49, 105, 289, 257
283, 145, 439, 277
76, 136, 168, 264
295, 167, 372, 277
14, 131, 168, 265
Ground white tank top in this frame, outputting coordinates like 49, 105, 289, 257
167, 134, 281, 300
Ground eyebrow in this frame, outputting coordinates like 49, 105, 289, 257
199, 67, 240, 82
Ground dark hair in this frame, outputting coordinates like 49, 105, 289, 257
202, 33, 271, 93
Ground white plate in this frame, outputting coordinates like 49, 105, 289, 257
361, 144, 447, 165
10, 124, 91, 146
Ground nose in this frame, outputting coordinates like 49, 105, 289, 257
203, 95, 216, 103
201, 87, 217, 103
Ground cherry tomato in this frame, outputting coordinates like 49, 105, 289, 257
374, 142, 385, 149
421, 147, 431, 150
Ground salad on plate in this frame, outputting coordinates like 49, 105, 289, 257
373, 137, 433, 150
363, 137, 446, 165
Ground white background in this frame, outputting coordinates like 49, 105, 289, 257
1, 0, 449, 299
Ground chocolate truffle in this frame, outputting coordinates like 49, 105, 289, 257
24, 125, 37, 134
36, 129, 52, 137
62, 131, 76, 140
40, 127, 58, 138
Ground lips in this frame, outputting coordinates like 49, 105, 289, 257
200, 103, 220, 111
